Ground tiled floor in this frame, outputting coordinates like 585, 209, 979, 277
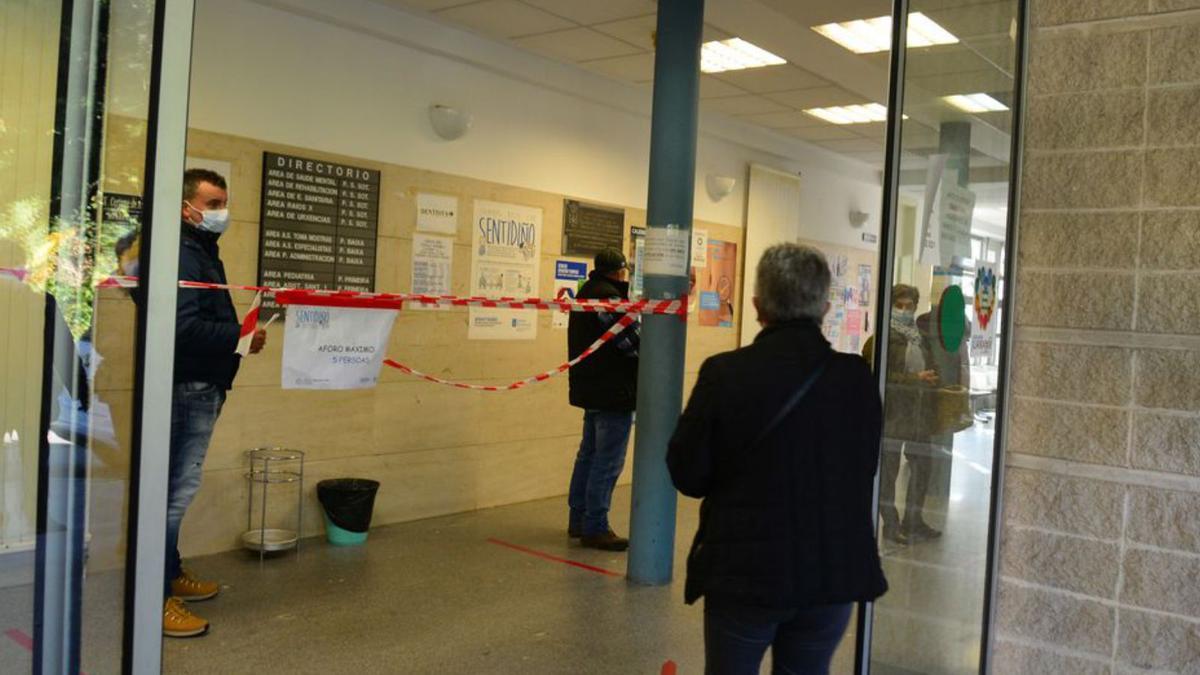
1, 425, 997, 674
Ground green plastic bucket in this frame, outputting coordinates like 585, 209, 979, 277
323, 512, 369, 546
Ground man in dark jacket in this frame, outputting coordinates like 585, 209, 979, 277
162, 169, 266, 638
566, 248, 640, 551
669, 243, 886, 674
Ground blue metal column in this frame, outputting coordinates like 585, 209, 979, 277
627, 0, 705, 586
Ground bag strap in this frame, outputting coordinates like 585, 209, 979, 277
748, 356, 831, 450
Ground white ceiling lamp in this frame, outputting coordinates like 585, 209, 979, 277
705, 174, 738, 201
700, 38, 786, 73
812, 12, 959, 55
429, 105, 472, 141
804, 103, 889, 125
944, 93, 1009, 113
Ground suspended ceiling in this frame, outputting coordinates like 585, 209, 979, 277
377, 0, 1018, 180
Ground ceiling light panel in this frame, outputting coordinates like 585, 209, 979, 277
944, 93, 1009, 113
812, 12, 959, 54
804, 103, 889, 125
700, 38, 787, 73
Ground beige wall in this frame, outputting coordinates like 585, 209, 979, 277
0, 0, 58, 545
995, 2, 1200, 672
97, 125, 746, 559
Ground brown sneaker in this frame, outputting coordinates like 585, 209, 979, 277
163, 597, 209, 638
171, 568, 219, 601
581, 530, 629, 552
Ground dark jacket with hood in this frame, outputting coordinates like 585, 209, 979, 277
567, 271, 640, 411
668, 320, 887, 609
174, 223, 241, 389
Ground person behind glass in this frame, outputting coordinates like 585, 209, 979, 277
566, 247, 640, 551
162, 169, 266, 638
862, 285, 942, 544
668, 243, 886, 675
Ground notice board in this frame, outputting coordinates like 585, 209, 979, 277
258, 151, 381, 314
562, 199, 624, 256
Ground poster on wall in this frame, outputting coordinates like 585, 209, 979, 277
563, 199, 624, 256
411, 234, 454, 308
692, 229, 709, 268
970, 266, 999, 355
552, 259, 588, 329
857, 264, 873, 308
258, 152, 381, 317
469, 199, 543, 340
698, 239, 737, 327
281, 305, 397, 390
629, 226, 646, 299
417, 193, 459, 235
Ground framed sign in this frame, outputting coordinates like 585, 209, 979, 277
562, 199, 624, 256
258, 151, 381, 315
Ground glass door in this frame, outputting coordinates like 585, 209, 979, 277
867, 0, 1025, 673
0, 0, 186, 671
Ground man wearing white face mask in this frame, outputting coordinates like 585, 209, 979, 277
162, 168, 266, 638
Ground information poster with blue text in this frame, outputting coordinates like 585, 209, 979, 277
282, 305, 398, 390
469, 199, 543, 340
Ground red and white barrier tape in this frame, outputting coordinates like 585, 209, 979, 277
383, 313, 638, 392
0, 267, 685, 316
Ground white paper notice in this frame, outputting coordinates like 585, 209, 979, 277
692, 229, 709, 268
469, 200, 543, 340
919, 155, 947, 266
417, 193, 459, 235
282, 305, 397, 390
643, 225, 690, 277
411, 234, 453, 308
937, 183, 976, 266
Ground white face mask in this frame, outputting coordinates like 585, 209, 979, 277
892, 308, 916, 326
186, 202, 230, 234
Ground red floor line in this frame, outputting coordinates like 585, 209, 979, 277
4, 628, 33, 652
486, 538, 622, 577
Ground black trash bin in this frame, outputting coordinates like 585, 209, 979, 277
316, 478, 380, 546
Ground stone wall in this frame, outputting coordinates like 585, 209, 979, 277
995, 1, 1200, 672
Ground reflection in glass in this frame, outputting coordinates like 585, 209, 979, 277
1, 0, 156, 670
869, 2, 1020, 674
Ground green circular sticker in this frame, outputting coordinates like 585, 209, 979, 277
939, 285, 966, 352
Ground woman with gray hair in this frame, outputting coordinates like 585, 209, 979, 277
669, 243, 887, 675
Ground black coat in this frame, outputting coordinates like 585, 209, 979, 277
567, 272, 638, 411
174, 224, 241, 389
668, 320, 887, 609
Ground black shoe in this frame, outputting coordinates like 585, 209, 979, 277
568, 524, 582, 538
581, 530, 629, 551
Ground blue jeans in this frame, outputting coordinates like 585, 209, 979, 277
568, 410, 633, 536
165, 382, 225, 598
704, 603, 853, 675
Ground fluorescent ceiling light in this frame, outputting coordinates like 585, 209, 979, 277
804, 103, 889, 125
812, 12, 959, 54
944, 93, 1009, 113
700, 38, 787, 73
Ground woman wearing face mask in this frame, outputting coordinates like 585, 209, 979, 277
862, 285, 940, 544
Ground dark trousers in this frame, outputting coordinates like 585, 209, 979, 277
879, 438, 933, 530
704, 603, 853, 675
